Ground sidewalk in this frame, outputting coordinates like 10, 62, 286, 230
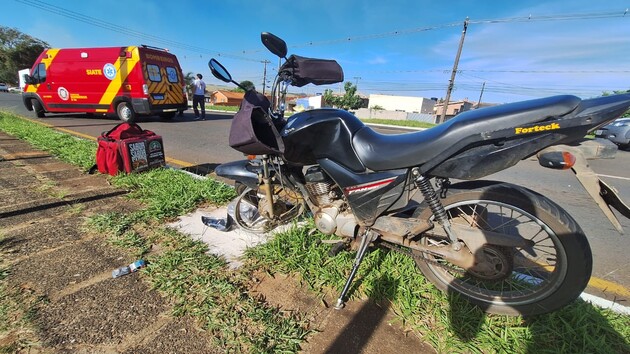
0, 131, 434, 353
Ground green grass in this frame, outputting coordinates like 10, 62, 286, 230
111, 169, 236, 220
2, 110, 629, 353
145, 228, 309, 352
0, 112, 97, 170
360, 118, 436, 129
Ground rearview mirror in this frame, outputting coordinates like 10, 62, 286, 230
208, 59, 232, 83
23, 74, 35, 85
261, 32, 287, 59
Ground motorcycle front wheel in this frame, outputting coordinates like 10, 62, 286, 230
232, 185, 305, 233
413, 181, 592, 316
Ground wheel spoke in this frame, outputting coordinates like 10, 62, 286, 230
421, 199, 565, 303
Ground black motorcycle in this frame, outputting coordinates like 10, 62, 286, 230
208, 32, 630, 316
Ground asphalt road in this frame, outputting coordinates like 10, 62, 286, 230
2, 92, 629, 307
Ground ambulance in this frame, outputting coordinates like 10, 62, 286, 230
22, 45, 188, 122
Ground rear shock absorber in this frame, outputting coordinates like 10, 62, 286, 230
412, 168, 461, 249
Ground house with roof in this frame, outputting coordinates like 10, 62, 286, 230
433, 99, 474, 120
209, 90, 245, 106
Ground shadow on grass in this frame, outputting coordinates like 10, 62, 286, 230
324, 273, 399, 354
447, 293, 629, 353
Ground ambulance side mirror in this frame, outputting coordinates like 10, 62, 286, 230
24, 75, 35, 85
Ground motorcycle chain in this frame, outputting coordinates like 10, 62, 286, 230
378, 240, 466, 275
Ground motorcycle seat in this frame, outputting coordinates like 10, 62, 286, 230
353, 95, 581, 171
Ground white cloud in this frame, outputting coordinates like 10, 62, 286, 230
368, 56, 388, 65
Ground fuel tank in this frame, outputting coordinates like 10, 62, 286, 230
280, 108, 366, 171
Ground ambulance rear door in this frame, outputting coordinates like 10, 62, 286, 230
139, 47, 186, 111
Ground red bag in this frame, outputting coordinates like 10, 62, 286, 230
95, 123, 165, 176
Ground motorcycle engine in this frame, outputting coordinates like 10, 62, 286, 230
304, 166, 354, 236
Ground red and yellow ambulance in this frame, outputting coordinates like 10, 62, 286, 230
22, 45, 188, 122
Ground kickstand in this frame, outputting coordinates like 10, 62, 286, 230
334, 229, 374, 310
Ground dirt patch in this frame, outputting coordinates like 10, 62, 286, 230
8, 239, 125, 296
0, 172, 41, 189
251, 273, 435, 354
35, 275, 169, 348
121, 316, 220, 354
1, 218, 84, 256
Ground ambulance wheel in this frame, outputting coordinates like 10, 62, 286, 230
116, 102, 136, 123
159, 112, 176, 120
32, 99, 45, 118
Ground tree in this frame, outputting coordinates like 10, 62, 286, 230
370, 105, 384, 111
232, 80, 255, 93
323, 82, 362, 110
323, 88, 337, 107
0, 26, 49, 84
184, 71, 195, 99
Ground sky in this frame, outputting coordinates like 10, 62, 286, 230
2, 0, 629, 103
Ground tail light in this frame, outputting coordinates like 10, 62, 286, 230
537, 151, 576, 170
142, 84, 149, 96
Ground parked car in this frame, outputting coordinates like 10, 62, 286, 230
8, 87, 22, 93
595, 117, 630, 150
0, 83, 8, 92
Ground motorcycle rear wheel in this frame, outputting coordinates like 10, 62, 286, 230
413, 181, 592, 316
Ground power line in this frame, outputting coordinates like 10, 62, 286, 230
232, 9, 629, 54
14, 0, 264, 62
461, 69, 630, 74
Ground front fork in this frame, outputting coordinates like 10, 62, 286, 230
260, 155, 276, 218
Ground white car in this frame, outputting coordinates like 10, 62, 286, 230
595, 118, 630, 150
0, 83, 8, 92
8, 87, 22, 93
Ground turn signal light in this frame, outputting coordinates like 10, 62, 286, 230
537, 151, 576, 170
247, 155, 257, 160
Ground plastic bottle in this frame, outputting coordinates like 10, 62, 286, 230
112, 260, 146, 278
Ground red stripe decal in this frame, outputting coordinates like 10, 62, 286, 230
345, 177, 397, 195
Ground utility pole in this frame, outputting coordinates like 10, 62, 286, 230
476, 81, 485, 108
261, 60, 270, 95
353, 76, 361, 87
438, 17, 468, 124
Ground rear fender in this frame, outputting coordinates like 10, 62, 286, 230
538, 145, 630, 234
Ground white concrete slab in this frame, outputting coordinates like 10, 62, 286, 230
168, 206, 295, 268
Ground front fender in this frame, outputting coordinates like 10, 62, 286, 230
215, 160, 261, 190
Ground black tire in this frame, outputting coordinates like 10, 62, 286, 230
116, 102, 136, 123
413, 181, 592, 316
159, 112, 177, 120
31, 99, 45, 118
234, 181, 247, 195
